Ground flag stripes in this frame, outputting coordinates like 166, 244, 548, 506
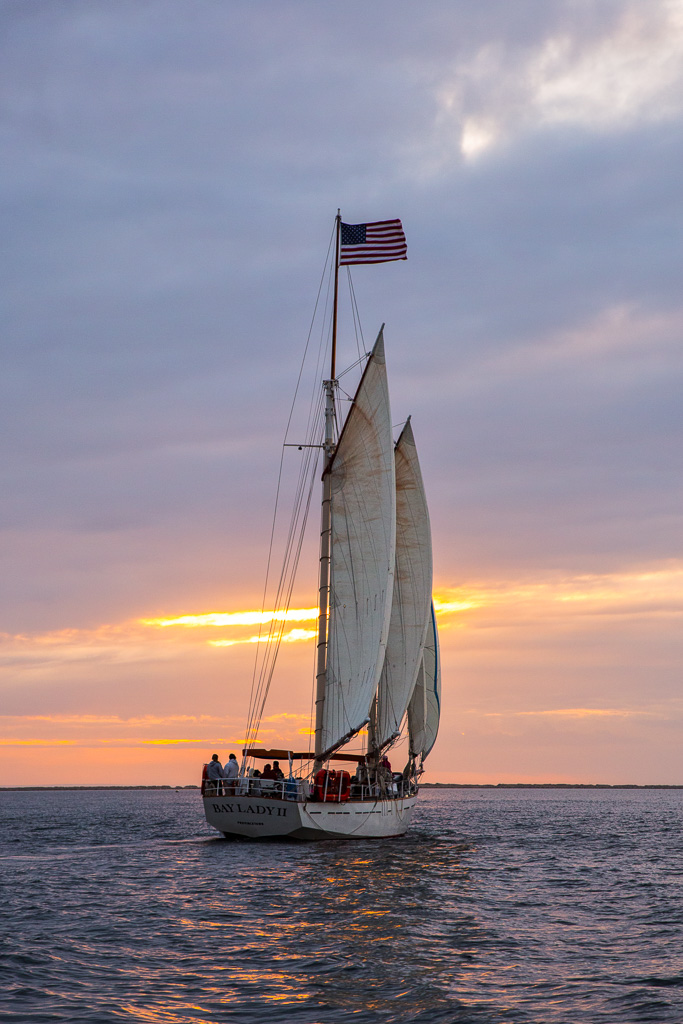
339, 219, 407, 265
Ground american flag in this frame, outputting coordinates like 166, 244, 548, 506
339, 219, 407, 265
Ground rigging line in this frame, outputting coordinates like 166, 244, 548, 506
246, 428, 317, 735
255, 404, 321, 662
285, 222, 336, 446
251, 330, 325, 725
252, 445, 320, 734
248, 406, 323, 739
307, 591, 319, 746
302, 249, 336, 449
347, 269, 366, 366
267, 445, 311, 614
245, 227, 335, 734
264, 401, 323, 638
336, 351, 370, 381
245, 441, 287, 729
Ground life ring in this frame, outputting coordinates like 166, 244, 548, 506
314, 769, 351, 802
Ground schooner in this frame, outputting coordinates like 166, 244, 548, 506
203, 215, 441, 839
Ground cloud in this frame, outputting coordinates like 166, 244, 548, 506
484, 707, 661, 719
0, 606, 321, 674
529, 6, 683, 129
436, 564, 683, 624
144, 608, 318, 628
0, 707, 313, 751
428, 1, 683, 165
209, 628, 317, 648
2, 564, 681, 677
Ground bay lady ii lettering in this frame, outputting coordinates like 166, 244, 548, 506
212, 803, 288, 817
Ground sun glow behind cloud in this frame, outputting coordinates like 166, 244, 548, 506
143, 608, 319, 628
209, 628, 318, 647
1, 564, 681, 666
428, 2, 683, 163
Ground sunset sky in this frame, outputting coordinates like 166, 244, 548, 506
2, 1, 682, 786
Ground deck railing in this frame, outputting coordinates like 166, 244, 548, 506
202, 772, 417, 802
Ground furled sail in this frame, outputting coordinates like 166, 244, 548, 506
407, 602, 441, 761
374, 418, 432, 749
320, 331, 396, 753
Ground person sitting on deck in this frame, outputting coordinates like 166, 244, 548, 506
206, 754, 226, 794
271, 760, 285, 781
261, 763, 275, 780
224, 753, 239, 793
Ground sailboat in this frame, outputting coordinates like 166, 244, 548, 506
203, 215, 441, 839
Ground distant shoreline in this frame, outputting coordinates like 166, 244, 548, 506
0, 785, 201, 791
1, 783, 682, 792
422, 783, 683, 789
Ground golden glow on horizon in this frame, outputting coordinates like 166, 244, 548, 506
0, 738, 76, 746
434, 565, 683, 619
2, 564, 680, 665
209, 628, 318, 647
484, 707, 660, 720
0, 710, 314, 749
433, 596, 480, 613
2, 564, 683, 776
143, 608, 319, 628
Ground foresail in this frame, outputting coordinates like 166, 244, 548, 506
374, 418, 432, 749
321, 331, 396, 753
407, 602, 441, 761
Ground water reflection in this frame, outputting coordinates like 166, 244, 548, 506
192, 830, 483, 1021
3, 789, 683, 1023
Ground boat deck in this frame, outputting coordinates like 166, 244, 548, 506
202, 775, 418, 804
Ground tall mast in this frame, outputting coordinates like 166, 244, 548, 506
330, 210, 341, 381
314, 212, 341, 760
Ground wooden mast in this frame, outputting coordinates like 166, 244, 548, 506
314, 212, 341, 760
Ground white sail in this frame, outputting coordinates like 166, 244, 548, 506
321, 331, 396, 753
374, 418, 432, 749
407, 602, 441, 761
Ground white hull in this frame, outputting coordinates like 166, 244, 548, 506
203, 792, 417, 840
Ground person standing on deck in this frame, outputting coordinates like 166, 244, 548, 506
224, 753, 239, 794
206, 754, 226, 795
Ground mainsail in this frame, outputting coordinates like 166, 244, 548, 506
320, 331, 396, 753
407, 602, 441, 761
374, 418, 432, 749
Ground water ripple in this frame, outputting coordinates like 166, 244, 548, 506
1, 788, 682, 1022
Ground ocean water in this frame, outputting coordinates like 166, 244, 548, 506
1, 788, 682, 1024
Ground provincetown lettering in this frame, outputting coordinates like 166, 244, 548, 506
211, 802, 287, 817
